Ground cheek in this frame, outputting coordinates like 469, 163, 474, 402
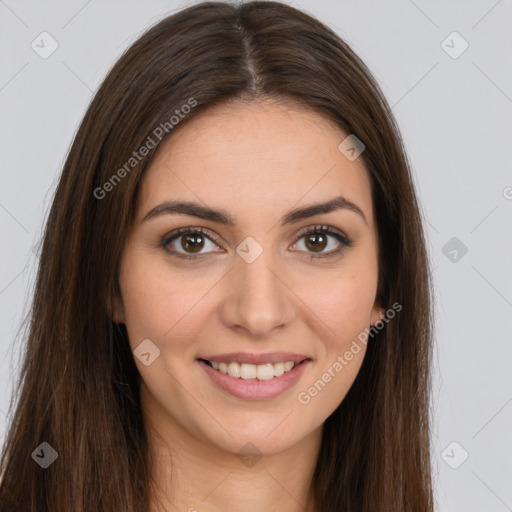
294, 274, 374, 413
306, 280, 372, 372
299, 263, 378, 342
119, 252, 218, 352
118, 251, 176, 344
291, 258, 377, 406
121, 271, 171, 343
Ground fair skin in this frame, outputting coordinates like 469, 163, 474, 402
114, 98, 385, 512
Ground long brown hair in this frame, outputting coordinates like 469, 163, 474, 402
0, 1, 435, 510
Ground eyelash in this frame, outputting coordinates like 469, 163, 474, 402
160, 224, 353, 261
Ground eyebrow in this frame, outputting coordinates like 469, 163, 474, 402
142, 195, 367, 226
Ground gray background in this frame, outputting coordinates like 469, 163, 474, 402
1, 0, 511, 510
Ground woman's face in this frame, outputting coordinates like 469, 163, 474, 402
115, 99, 384, 458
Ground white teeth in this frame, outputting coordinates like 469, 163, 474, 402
256, 364, 274, 381
228, 362, 241, 378
240, 363, 256, 379
208, 360, 299, 380
273, 362, 284, 377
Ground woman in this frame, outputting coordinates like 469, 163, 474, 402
0, 1, 435, 511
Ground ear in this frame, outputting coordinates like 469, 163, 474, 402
370, 300, 385, 327
108, 293, 126, 324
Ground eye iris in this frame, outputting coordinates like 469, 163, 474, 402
305, 233, 327, 252
181, 233, 204, 253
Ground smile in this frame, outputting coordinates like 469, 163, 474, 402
197, 356, 311, 400
202, 359, 299, 380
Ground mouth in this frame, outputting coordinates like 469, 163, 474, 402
196, 354, 311, 400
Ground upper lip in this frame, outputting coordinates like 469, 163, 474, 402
198, 352, 311, 365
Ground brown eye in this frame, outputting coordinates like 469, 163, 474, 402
161, 227, 222, 258
294, 225, 352, 258
180, 233, 205, 253
304, 232, 328, 253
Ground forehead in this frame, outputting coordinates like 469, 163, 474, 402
137, 99, 374, 229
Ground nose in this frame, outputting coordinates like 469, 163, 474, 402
220, 247, 296, 338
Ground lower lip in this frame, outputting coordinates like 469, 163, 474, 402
197, 359, 310, 400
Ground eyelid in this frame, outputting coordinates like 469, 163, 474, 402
294, 224, 349, 244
